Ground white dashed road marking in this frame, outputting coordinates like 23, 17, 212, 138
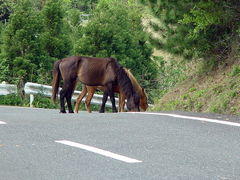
55, 140, 142, 163
0, 121, 6, 125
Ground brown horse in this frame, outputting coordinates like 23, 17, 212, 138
52, 56, 140, 113
74, 68, 148, 113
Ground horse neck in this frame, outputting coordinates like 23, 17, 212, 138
117, 66, 135, 99
125, 69, 142, 96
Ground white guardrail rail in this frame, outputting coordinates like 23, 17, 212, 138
24, 82, 117, 108
0, 82, 17, 95
0, 81, 118, 108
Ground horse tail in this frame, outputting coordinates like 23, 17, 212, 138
52, 60, 61, 103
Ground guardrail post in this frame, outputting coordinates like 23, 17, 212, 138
30, 94, 34, 108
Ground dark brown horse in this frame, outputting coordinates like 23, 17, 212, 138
52, 56, 140, 113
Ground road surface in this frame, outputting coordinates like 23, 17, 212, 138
0, 106, 240, 180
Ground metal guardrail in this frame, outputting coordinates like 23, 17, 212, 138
24, 82, 118, 108
0, 82, 17, 95
0, 81, 120, 109
1, 82, 151, 110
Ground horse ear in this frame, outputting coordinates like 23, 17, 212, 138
142, 88, 145, 93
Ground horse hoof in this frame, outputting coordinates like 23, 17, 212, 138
112, 109, 118, 113
60, 110, 66, 113
99, 110, 105, 113
68, 109, 74, 113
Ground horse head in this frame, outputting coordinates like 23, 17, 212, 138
126, 93, 140, 112
139, 88, 148, 111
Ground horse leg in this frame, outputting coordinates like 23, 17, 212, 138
74, 85, 87, 113
107, 83, 117, 113
85, 87, 95, 113
66, 91, 74, 113
63, 79, 76, 113
110, 95, 118, 113
119, 92, 126, 112
59, 89, 66, 113
99, 91, 108, 113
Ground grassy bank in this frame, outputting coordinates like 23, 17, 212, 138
152, 57, 240, 115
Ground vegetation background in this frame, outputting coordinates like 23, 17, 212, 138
0, 0, 239, 114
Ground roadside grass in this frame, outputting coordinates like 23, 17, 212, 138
0, 93, 113, 112
151, 60, 240, 115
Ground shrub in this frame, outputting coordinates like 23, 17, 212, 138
0, 94, 23, 106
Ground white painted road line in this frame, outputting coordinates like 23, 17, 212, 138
55, 140, 142, 163
0, 121, 6, 125
131, 112, 240, 127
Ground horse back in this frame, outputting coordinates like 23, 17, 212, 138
77, 57, 117, 86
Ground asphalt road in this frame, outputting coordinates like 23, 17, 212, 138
0, 106, 240, 180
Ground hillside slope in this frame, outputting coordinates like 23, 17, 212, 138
152, 56, 240, 115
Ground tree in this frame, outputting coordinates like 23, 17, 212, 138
1, 0, 44, 85
0, 0, 72, 85
75, 0, 158, 89
70, 0, 98, 12
0, 0, 18, 23
41, 0, 71, 59
33, 0, 73, 84
140, 0, 240, 60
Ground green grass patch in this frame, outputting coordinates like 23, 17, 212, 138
0, 94, 23, 106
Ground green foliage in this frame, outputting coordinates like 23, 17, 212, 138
180, 1, 231, 37
32, 94, 58, 109
0, 94, 23, 106
63, 3, 84, 55
0, 0, 18, 22
208, 91, 232, 114
230, 65, 240, 77
41, 0, 71, 59
1, 0, 44, 84
152, 56, 186, 98
153, 87, 208, 112
140, 0, 240, 60
69, 0, 97, 12
0, 0, 73, 86
0, 93, 59, 109
0, 56, 10, 82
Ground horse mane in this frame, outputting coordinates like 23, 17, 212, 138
110, 58, 137, 99
123, 68, 142, 94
